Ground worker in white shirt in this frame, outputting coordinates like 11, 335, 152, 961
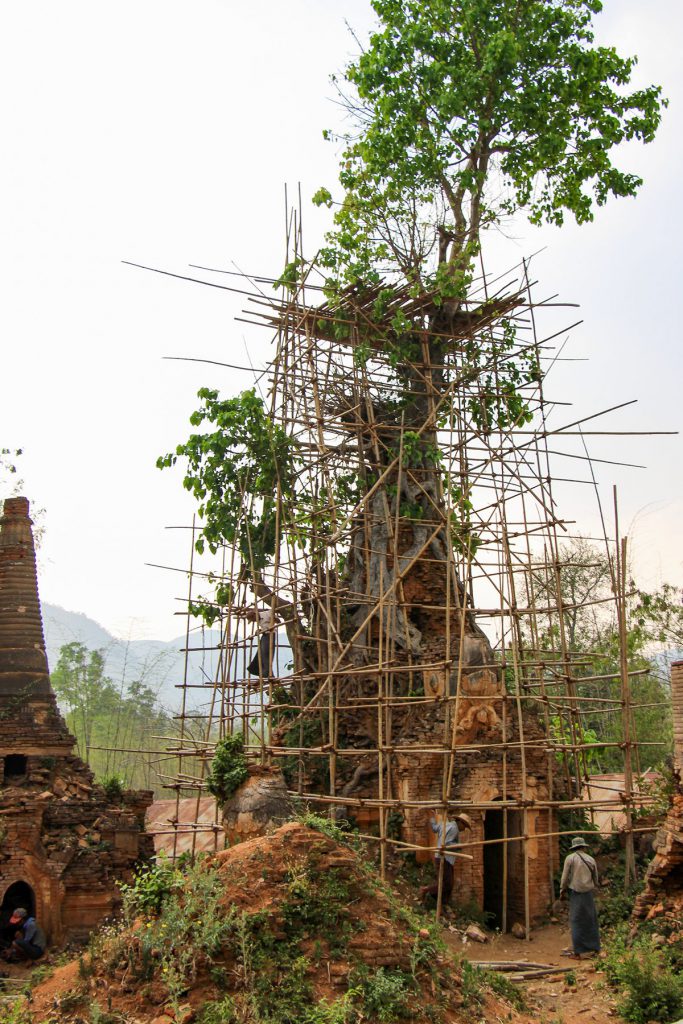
245, 606, 276, 679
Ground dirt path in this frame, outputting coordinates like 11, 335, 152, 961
443, 921, 619, 1024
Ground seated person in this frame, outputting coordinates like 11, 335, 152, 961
1, 908, 46, 962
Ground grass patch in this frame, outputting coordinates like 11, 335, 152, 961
460, 960, 526, 1013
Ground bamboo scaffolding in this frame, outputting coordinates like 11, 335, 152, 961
136, 231, 673, 938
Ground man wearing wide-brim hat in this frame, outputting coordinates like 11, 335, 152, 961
560, 836, 601, 958
419, 811, 472, 905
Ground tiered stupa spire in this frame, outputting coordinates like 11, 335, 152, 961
0, 497, 51, 696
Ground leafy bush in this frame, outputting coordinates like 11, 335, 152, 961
135, 862, 238, 1010
598, 881, 643, 930
206, 734, 249, 806
460, 959, 485, 1008
0, 1001, 33, 1024
297, 810, 351, 844
353, 967, 413, 1021
120, 856, 182, 917
101, 775, 125, 802
603, 929, 683, 1023
303, 991, 360, 1023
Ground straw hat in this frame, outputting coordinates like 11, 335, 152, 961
455, 812, 472, 830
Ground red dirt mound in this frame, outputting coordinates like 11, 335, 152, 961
26, 822, 530, 1023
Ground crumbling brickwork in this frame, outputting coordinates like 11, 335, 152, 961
633, 661, 683, 924
0, 497, 153, 944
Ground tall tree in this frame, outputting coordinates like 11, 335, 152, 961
167, 0, 665, 572
316, 0, 665, 293
162, 1, 665, 792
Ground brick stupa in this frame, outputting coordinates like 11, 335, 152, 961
0, 497, 153, 944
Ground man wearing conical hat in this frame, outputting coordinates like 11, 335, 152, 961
560, 836, 601, 958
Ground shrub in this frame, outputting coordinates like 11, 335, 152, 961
303, 991, 359, 1023
460, 959, 485, 1008
598, 881, 642, 930
206, 734, 249, 806
353, 967, 413, 1021
603, 929, 683, 1024
122, 861, 239, 1011
297, 810, 350, 844
101, 775, 125, 802
120, 856, 182, 917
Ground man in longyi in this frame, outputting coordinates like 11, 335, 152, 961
560, 836, 601, 958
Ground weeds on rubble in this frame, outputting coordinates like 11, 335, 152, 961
141, 865, 238, 1011
22, 961, 54, 991
459, 959, 526, 1013
74, 827, 508, 1023
197, 996, 239, 1023
350, 966, 413, 1020
0, 1001, 32, 1024
197, 989, 361, 1024
89, 1002, 129, 1024
206, 734, 249, 806
296, 810, 364, 853
460, 960, 486, 1008
119, 853, 182, 916
480, 967, 527, 1011
101, 775, 125, 802
603, 925, 683, 1023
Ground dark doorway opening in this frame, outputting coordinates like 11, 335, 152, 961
0, 881, 36, 948
483, 807, 522, 931
483, 809, 504, 929
3, 755, 27, 782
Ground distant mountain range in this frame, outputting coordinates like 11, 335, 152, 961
42, 604, 291, 714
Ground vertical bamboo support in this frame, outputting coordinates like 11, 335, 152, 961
614, 495, 637, 889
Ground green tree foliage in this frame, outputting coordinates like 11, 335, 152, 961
317, 0, 666, 291
0, 447, 22, 479
528, 539, 674, 772
0, 447, 23, 501
163, 2, 665, 584
633, 583, 683, 652
206, 734, 249, 806
51, 641, 173, 791
157, 388, 300, 568
160, 3, 665, 730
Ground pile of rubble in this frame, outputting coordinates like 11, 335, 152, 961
633, 779, 683, 941
27, 823, 531, 1024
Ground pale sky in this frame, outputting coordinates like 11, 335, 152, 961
1, 1, 681, 641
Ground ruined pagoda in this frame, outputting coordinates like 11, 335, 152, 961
0, 497, 153, 944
